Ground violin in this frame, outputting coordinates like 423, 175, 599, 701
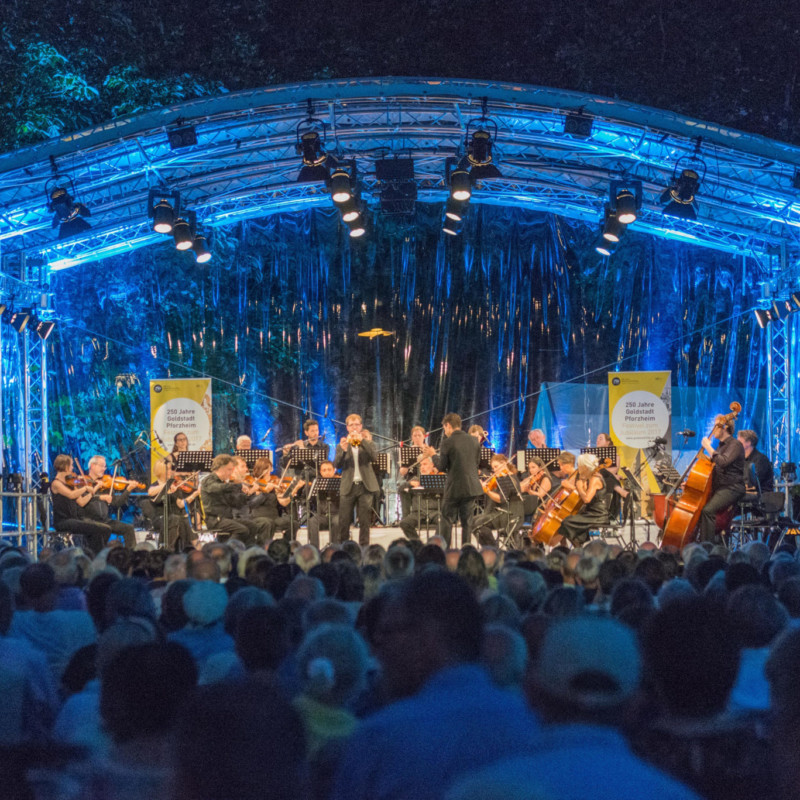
172, 472, 199, 494
483, 464, 512, 494
96, 474, 146, 492
63, 473, 89, 489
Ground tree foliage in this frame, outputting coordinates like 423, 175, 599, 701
1, 0, 799, 151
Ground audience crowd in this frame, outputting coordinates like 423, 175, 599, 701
1, 531, 800, 799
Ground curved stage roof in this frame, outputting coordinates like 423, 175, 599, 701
1, 76, 800, 270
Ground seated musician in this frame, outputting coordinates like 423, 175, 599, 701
245, 456, 302, 541
235, 435, 252, 450
281, 419, 330, 478
148, 459, 198, 549
171, 431, 201, 528
469, 454, 524, 547
399, 426, 427, 518
78, 455, 136, 548
527, 428, 547, 449
200, 454, 272, 545
468, 425, 488, 445
398, 457, 442, 540
556, 453, 608, 547
698, 416, 746, 543
736, 430, 775, 492
520, 456, 552, 519
50, 455, 118, 554
595, 432, 629, 519
307, 460, 340, 548
550, 451, 576, 493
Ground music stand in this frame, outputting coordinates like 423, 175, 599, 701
174, 451, 214, 472
235, 448, 272, 470
620, 466, 646, 548
495, 475, 524, 549
289, 448, 328, 469
479, 447, 496, 470
581, 446, 617, 467
309, 477, 341, 539
417, 474, 446, 540
400, 447, 423, 467
526, 448, 562, 467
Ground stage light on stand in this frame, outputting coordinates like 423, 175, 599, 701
609, 181, 642, 225
148, 188, 181, 234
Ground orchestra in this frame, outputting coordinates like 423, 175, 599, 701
44, 406, 785, 555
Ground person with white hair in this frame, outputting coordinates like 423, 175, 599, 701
556, 453, 608, 547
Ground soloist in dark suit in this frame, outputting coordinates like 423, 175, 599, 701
334, 438, 379, 545
432, 429, 484, 547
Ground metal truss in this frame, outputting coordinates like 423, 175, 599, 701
0, 77, 800, 270
768, 318, 792, 467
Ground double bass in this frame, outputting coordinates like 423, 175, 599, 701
531, 458, 611, 546
659, 402, 741, 550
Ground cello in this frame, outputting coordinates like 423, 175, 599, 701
659, 401, 741, 550
531, 458, 611, 546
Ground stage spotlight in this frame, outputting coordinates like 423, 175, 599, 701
595, 240, 615, 257
443, 217, 462, 236
168, 124, 198, 150
449, 168, 472, 202
173, 217, 194, 250
147, 188, 181, 234
192, 233, 212, 263
9, 310, 31, 333
330, 166, 354, 204
346, 217, 366, 238
609, 181, 642, 225
754, 308, 771, 328
790, 291, 800, 310
339, 198, 361, 223
295, 101, 331, 183
48, 186, 92, 239
661, 169, 700, 219
602, 206, 625, 242
466, 129, 502, 180
563, 112, 594, 138
445, 197, 466, 222
31, 317, 55, 341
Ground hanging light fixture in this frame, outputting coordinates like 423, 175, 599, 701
601, 206, 626, 242
192, 233, 212, 263
609, 180, 642, 225
148, 188, 181, 234
296, 101, 332, 184
661, 140, 706, 220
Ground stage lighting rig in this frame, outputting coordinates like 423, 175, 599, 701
192, 232, 212, 263
30, 316, 56, 341
329, 160, 357, 204
445, 158, 472, 202
464, 99, 503, 181
445, 197, 467, 222
609, 180, 642, 225
563, 111, 594, 138
661, 141, 705, 220
168, 123, 198, 150
45, 159, 91, 240
5, 309, 31, 333
147, 188, 181, 234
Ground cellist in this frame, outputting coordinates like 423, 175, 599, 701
698, 415, 746, 543
556, 453, 608, 547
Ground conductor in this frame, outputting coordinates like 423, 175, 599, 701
423, 413, 483, 547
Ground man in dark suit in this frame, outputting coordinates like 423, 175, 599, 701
423, 413, 483, 547
334, 413, 380, 545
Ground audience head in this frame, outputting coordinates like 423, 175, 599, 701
384, 545, 415, 581
186, 557, 221, 583
235, 606, 290, 673
303, 598, 353, 631
498, 567, 546, 615
726, 583, 788, 649
481, 624, 527, 690
285, 575, 325, 604
183, 581, 228, 628
223, 586, 275, 637
527, 615, 641, 724
175, 679, 306, 800
294, 544, 321, 573
19, 563, 58, 611
160, 579, 192, 632
416, 543, 447, 570
267, 538, 291, 565
106, 577, 158, 625
643, 597, 739, 717
481, 593, 522, 630
456, 547, 489, 594
542, 586, 585, 617
297, 623, 370, 707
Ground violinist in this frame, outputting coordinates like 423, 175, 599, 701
469, 454, 524, 547
148, 460, 198, 549
334, 413, 379, 546
520, 456, 552, 517
307, 460, 340, 547
172, 431, 201, 527
78, 455, 136, 548
246, 456, 304, 540
50, 455, 115, 554
399, 426, 427, 517
556, 453, 607, 547
698, 416, 746, 543
200, 454, 271, 545
398, 457, 441, 540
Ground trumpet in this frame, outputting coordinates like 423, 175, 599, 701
348, 434, 363, 447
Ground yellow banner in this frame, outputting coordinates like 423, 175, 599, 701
608, 371, 671, 495
150, 378, 212, 476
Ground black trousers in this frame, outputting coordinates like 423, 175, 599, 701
207, 516, 272, 546
699, 487, 744, 542
437, 497, 476, 548
308, 513, 339, 548
469, 507, 520, 547
56, 518, 111, 555
337, 482, 373, 545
